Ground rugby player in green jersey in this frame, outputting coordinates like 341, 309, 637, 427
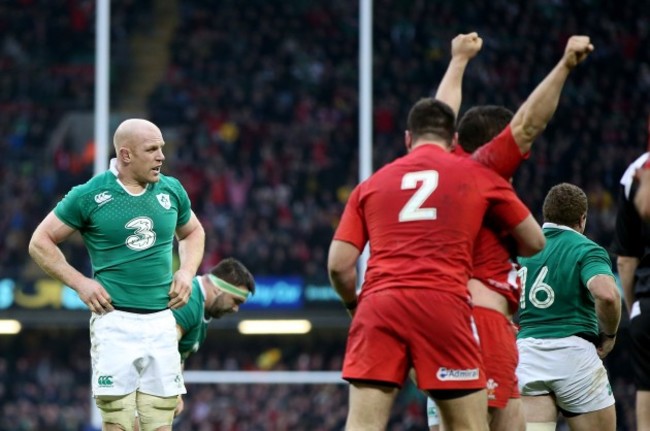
516, 183, 621, 431
29, 118, 206, 431
134, 257, 255, 427
173, 257, 254, 418
174, 258, 254, 363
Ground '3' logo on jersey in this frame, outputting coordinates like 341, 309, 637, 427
125, 216, 157, 251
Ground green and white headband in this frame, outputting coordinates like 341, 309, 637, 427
208, 274, 250, 300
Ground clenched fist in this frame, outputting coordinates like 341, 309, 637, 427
563, 35, 594, 69
451, 32, 483, 61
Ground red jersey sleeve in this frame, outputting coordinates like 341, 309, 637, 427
333, 185, 368, 251
471, 125, 529, 179
479, 167, 531, 230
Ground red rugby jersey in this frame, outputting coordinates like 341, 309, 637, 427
333, 142, 530, 301
470, 126, 527, 312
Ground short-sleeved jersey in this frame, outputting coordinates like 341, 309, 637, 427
333, 143, 531, 300
611, 153, 650, 297
470, 125, 528, 180
471, 227, 520, 311
517, 223, 615, 339
173, 277, 210, 361
54, 161, 192, 309
471, 126, 526, 311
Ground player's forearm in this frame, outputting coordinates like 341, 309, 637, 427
329, 268, 358, 305
596, 296, 621, 336
435, 56, 470, 117
28, 235, 87, 291
591, 277, 622, 335
327, 240, 362, 308
177, 225, 205, 276
511, 61, 571, 153
617, 256, 639, 313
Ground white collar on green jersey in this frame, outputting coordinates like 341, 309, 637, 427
108, 158, 151, 195
196, 276, 207, 301
109, 158, 118, 176
542, 222, 582, 235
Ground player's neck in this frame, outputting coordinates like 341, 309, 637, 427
119, 176, 148, 193
411, 140, 449, 152
115, 164, 148, 193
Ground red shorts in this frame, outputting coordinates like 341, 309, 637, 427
342, 288, 485, 391
473, 306, 519, 408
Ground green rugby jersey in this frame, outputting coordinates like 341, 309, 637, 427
54, 162, 192, 309
517, 223, 614, 340
173, 277, 209, 361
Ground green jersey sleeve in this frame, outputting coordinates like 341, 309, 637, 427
173, 278, 210, 360
579, 243, 614, 285
53, 184, 90, 230
168, 177, 192, 227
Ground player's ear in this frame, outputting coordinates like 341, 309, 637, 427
119, 147, 131, 163
579, 213, 587, 233
451, 132, 459, 150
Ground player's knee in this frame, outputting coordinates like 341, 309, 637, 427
96, 392, 137, 430
526, 422, 556, 431
137, 392, 178, 431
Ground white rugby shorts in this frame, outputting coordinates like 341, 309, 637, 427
90, 309, 185, 397
426, 397, 441, 427
516, 336, 614, 413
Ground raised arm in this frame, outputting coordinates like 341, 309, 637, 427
510, 35, 594, 154
435, 32, 483, 117
29, 211, 114, 314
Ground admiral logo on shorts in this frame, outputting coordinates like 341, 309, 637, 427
436, 367, 480, 381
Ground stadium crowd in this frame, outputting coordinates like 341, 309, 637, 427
1, 0, 650, 429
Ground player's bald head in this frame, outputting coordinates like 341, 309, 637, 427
113, 119, 162, 153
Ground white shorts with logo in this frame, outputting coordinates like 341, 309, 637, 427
516, 336, 614, 414
426, 397, 441, 427
90, 309, 186, 397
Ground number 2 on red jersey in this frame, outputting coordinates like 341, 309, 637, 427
398, 170, 439, 222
